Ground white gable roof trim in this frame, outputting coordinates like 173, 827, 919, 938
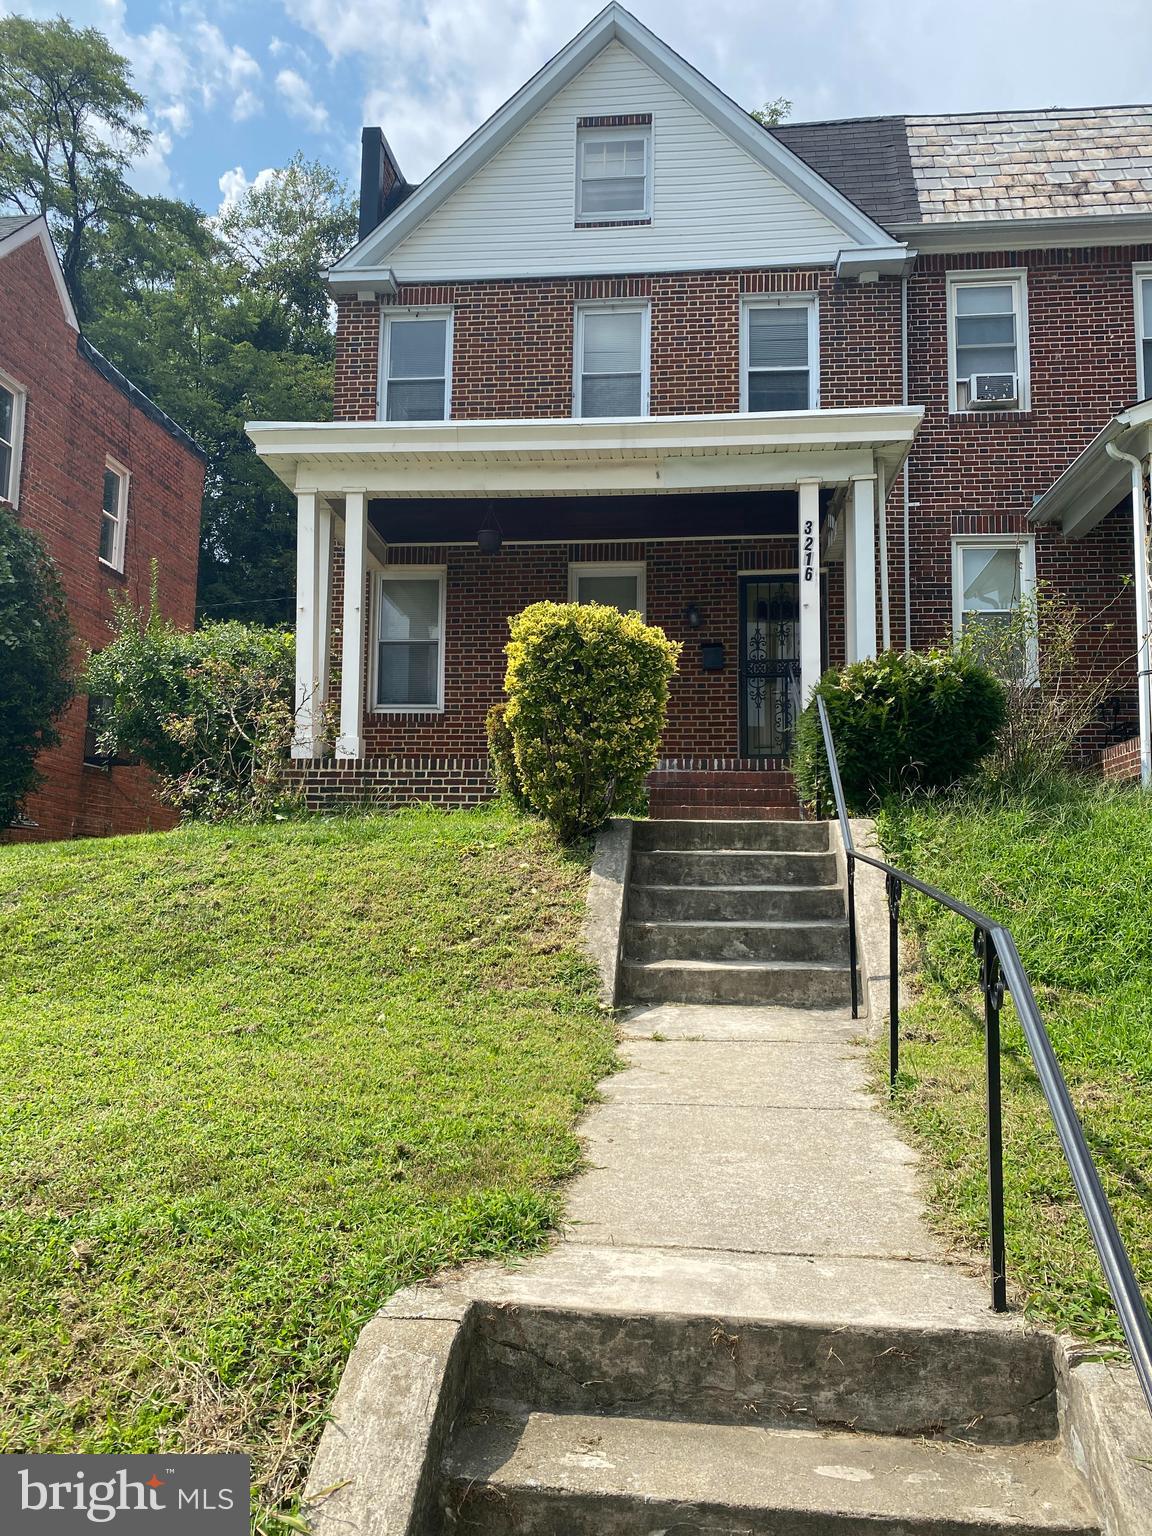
330, 4, 905, 289
0, 215, 78, 331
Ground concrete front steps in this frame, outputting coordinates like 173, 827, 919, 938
648, 766, 800, 820
622, 817, 853, 1007
433, 1295, 1098, 1535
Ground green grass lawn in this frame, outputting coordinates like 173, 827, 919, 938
877, 782, 1152, 1342
0, 806, 615, 1529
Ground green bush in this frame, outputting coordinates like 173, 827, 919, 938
86, 592, 296, 821
504, 602, 680, 841
793, 648, 1006, 813
486, 700, 530, 810
0, 505, 74, 827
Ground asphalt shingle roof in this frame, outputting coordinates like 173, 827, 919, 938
0, 213, 36, 240
770, 105, 1152, 230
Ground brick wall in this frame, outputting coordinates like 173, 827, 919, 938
1100, 736, 1143, 781
1, 234, 204, 841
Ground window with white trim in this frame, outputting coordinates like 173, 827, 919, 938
0, 374, 26, 507
952, 537, 1036, 665
568, 561, 646, 617
381, 311, 451, 421
948, 273, 1029, 412
576, 126, 651, 222
99, 461, 129, 571
375, 569, 445, 709
1136, 267, 1152, 399
575, 304, 649, 418
742, 298, 818, 412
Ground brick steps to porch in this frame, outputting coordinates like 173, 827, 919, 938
647, 766, 801, 821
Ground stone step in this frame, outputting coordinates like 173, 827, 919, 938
632, 848, 839, 887
628, 882, 844, 923
440, 1412, 1098, 1535
468, 1302, 1059, 1444
625, 918, 850, 964
623, 957, 853, 1007
633, 818, 827, 852
650, 771, 795, 788
649, 801, 804, 821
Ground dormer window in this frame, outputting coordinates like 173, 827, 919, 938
576, 120, 651, 223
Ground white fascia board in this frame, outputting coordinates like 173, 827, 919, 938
892, 212, 1152, 254
332, 3, 901, 278
0, 216, 78, 330
1029, 399, 1152, 537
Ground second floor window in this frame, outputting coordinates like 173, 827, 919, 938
100, 462, 129, 571
575, 304, 649, 418
1137, 268, 1152, 399
949, 273, 1029, 411
0, 375, 25, 506
742, 299, 817, 411
576, 126, 651, 222
382, 311, 451, 421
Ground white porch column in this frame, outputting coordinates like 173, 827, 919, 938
337, 489, 368, 759
798, 479, 822, 705
848, 475, 878, 663
292, 490, 328, 759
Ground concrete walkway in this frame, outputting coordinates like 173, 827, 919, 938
485, 998, 996, 1331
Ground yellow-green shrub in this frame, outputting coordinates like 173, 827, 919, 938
486, 700, 530, 809
504, 602, 680, 841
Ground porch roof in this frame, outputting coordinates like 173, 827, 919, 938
1029, 398, 1152, 538
247, 407, 924, 501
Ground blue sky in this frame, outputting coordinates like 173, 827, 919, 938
4, 0, 1152, 213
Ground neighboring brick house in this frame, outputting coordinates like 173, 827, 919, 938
1, 214, 205, 840
249, 3, 1152, 814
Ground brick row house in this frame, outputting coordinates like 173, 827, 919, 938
1, 214, 205, 840
248, 3, 1152, 813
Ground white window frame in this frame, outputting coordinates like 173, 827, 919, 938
946, 270, 1030, 414
1135, 263, 1152, 400
739, 295, 820, 413
573, 301, 651, 419
568, 561, 647, 618
372, 565, 447, 714
378, 307, 453, 423
951, 535, 1038, 675
0, 367, 28, 510
99, 458, 130, 573
575, 124, 652, 224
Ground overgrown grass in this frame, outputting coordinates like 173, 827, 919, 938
877, 779, 1152, 1342
0, 806, 615, 1529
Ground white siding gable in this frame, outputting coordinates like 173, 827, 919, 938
388, 41, 852, 281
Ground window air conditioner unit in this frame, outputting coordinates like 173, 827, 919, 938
968, 372, 1018, 406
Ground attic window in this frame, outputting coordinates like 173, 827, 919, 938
576, 123, 651, 223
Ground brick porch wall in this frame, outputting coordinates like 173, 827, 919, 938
1100, 736, 1144, 781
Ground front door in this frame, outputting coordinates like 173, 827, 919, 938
739, 575, 802, 758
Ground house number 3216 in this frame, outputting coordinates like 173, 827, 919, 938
802, 518, 815, 582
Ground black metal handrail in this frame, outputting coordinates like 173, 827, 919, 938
815, 695, 1152, 1416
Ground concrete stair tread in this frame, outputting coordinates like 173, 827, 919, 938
632, 882, 842, 893
627, 957, 852, 973
628, 918, 846, 930
442, 1411, 1097, 1533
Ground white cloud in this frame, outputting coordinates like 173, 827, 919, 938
275, 67, 330, 131
216, 164, 279, 213
280, 0, 1152, 180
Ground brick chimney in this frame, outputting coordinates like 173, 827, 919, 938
358, 128, 409, 242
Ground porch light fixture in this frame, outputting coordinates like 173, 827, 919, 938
684, 602, 702, 629
476, 503, 503, 554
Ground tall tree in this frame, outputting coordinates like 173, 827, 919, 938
0, 14, 147, 318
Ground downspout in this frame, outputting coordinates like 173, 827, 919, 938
1106, 440, 1152, 789
901, 273, 912, 650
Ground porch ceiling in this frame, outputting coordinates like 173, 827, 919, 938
366, 487, 836, 545
247, 407, 924, 502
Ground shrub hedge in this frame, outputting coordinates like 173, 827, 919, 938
503, 602, 680, 840
793, 648, 1006, 813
